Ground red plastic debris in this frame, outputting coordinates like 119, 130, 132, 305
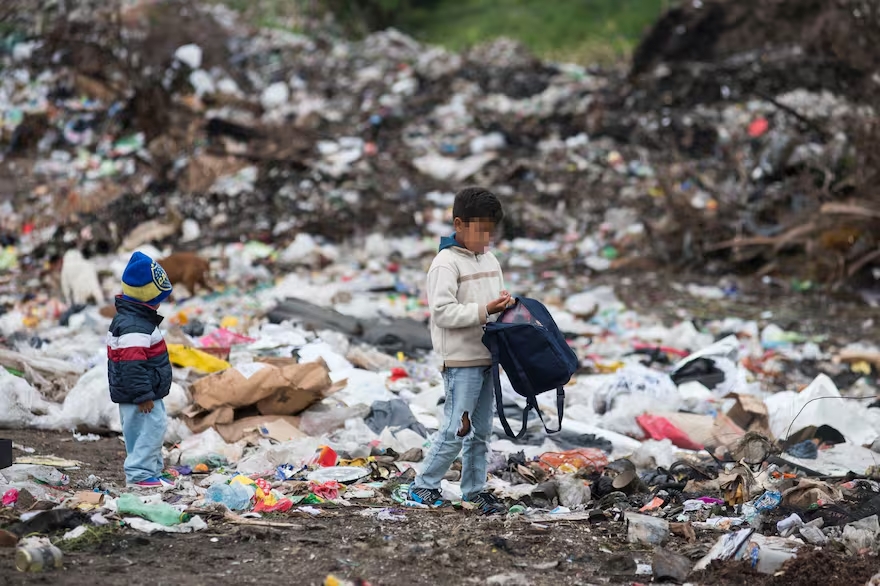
748, 117, 769, 138
637, 414, 703, 451
389, 367, 409, 382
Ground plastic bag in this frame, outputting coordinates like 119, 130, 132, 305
593, 364, 681, 414
636, 414, 703, 451
0, 368, 61, 429
629, 439, 677, 470
198, 328, 256, 348
167, 344, 230, 373
176, 428, 243, 467
59, 362, 120, 431
538, 448, 608, 473
299, 341, 352, 373
556, 474, 591, 507
299, 403, 371, 436
328, 418, 378, 460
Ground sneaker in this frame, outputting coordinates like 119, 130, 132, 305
407, 485, 448, 507
127, 477, 162, 488
469, 492, 507, 515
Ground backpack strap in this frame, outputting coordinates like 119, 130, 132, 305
488, 334, 531, 439
530, 387, 565, 434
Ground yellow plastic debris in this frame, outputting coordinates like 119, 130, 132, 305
852, 361, 872, 375
166, 344, 230, 374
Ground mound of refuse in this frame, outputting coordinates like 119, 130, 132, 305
0, 0, 876, 297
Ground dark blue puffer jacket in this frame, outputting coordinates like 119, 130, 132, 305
106, 296, 172, 404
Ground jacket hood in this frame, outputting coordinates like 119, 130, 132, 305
439, 234, 479, 256
115, 295, 165, 327
439, 234, 459, 252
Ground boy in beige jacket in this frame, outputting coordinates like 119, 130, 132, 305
409, 187, 511, 514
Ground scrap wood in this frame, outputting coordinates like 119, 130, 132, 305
521, 512, 593, 523
847, 248, 880, 277
0, 348, 85, 377
706, 220, 818, 252
820, 202, 880, 220
222, 512, 304, 529
837, 348, 880, 367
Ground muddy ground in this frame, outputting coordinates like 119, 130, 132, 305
1, 423, 878, 586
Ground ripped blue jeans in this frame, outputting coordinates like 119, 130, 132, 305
413, 366, 494, 501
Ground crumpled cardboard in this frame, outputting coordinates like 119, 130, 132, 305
782, 478, 842, 508
216, 415, 304, 444
191, 359, 331, 414
254, 361, 333, 416
181, 404, 234, 434
725, 393, 772, 438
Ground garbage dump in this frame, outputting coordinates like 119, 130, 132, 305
1, 0, 879, 584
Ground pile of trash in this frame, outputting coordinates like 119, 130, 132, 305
1, 233, 879, 578
0, 0, 877, 294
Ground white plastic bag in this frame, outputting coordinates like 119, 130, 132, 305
329, 368, 394, 405
593, 364, 681, 414
765, 374, 880, 446
176, 428, 244, 466
0, 369, 61, 428
59, 362, 120, 431
556, 474, 591, 507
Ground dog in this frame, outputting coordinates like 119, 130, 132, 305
157, 252, 214, 298
60, 249, 105, 305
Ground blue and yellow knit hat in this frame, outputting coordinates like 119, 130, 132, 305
121, 251, 173, 305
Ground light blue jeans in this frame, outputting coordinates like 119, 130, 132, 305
414, 366, 494, 501
119, 399, 167, 484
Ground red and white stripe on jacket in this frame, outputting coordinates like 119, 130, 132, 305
106, 327, 167, 362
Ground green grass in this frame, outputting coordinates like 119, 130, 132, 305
56, 525, 119, 552
216, 0, 670, 65
396, 0, 670, 64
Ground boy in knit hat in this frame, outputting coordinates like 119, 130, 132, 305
107, 252, 174, 488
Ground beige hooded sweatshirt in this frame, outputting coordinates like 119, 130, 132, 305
426, 235, 504, 368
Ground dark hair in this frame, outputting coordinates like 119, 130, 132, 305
452, 186, 503, 224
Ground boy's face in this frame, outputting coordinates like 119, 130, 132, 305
454, 218, 496, 254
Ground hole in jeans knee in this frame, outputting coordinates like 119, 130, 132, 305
457, 411, 471, 437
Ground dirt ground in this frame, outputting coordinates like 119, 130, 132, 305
1, 428, 879, 586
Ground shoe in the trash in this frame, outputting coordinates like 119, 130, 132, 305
407, 485, 448, 507
127, 477, 172, 489
469, 491, 507, 515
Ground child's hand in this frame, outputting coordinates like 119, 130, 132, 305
487, 291, 512, 314
138, 400, 154, 414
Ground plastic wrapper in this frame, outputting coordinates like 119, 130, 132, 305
166, 344, 230, 373
636, 414, 703, 451
538, 448, 608, 473
556, 474, 591, 507
175, 428, 243, 467
593, 364, 681, 415
0, 369, 61, 429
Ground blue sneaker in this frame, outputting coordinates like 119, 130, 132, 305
468, 492, 507, 515
407, 485, 448, 507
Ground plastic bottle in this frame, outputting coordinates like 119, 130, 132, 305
205, 483, 253, 511
16, 543, 63, 572
117, 493, 188, 526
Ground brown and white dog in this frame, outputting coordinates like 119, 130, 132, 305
157, 252, 214, 298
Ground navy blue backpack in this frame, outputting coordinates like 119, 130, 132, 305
482, 297, 579, 438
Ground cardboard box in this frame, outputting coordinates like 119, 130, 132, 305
725, 393, 772, 438
75, 491, 105, 505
